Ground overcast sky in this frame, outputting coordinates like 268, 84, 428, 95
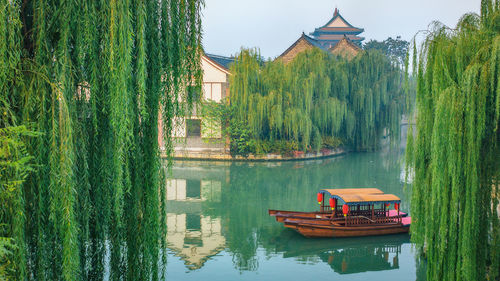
201, 0, 481, 59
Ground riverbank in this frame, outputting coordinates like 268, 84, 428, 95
164, 147, 346, 161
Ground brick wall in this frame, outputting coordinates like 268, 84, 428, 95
330, 39, 361, 60
279, 39, 315, 64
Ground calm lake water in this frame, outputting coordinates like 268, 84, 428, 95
163, 150, 425, 280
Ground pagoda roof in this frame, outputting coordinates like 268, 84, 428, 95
278, 33, 329, 59
328, 36, 362, 52
301, 33, 326, 50
315, 34, 364, 42
310, 8, 364, 37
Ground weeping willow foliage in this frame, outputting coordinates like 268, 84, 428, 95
0, 0, 203, 280
229, 48, 404, 152
0, 126, 36, 280
406, 1, 500, 280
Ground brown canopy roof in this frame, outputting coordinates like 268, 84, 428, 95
321, 188, 383, 196
337, 194, 401, 203
320, 188, 401, 205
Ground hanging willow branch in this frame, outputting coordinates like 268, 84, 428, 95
406, 1, 500, 280
228, 48, 405, 152
0, 0, 204, 280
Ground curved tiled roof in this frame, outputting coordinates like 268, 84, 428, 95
277, 33, 330, 59
318, 8, 363, 32
315, 34, 364, 41
309, 8, 364, 47
329, 36, 362, 53
277, 8, 364, 62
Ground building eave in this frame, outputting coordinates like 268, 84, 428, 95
277, 33, 321, 60
328, 36, 363, 53
202, 54, 231, 75
319, 9, 363, 31
311, 28, 364, 36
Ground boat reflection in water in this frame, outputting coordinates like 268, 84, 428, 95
320, 237, 404, 274
268, 230, 409, 275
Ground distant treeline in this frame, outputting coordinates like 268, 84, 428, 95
204, 48, 407, 156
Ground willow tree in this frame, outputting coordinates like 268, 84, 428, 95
407, 1, 499, 280
1, 0, 203, 280
227, 47, 404, 153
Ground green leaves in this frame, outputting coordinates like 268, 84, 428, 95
1, 0, 204, 280
407, 1, 500, 279
226, 47, 405, 154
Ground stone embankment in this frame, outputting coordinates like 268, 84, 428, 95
165, 147, 346, 161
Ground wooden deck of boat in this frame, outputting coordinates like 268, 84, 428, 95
269, 209, 407, 223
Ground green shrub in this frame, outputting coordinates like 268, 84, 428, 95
322, 136, 343, 149
228, 121, 253, 157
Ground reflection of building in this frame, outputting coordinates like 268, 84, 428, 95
167, 179, 222, 202
278, 8, 363, 63
165, 164, 227, 270
167, 213, 225, 270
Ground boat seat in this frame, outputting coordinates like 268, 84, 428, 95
401, 217, 412, 226
388, 210, 407, 217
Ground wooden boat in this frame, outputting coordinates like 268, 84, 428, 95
269, 209, 407, 223
269, 188, 411, 238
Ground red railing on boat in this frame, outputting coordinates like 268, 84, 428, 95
343, 215, 402, 225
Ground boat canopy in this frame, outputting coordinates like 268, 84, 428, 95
319, 188, 401, 206
321, 188, 383, 196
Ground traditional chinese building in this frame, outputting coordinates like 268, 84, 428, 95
278, 8, 363, 63
310, 8, 364, 49
158, 53, 234, 158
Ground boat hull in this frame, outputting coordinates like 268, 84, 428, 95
268, 210, 330, 222
285, 221, 410, 238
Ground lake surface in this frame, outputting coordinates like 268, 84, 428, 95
163, 149, 425, 280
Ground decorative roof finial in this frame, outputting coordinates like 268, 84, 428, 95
334, 7, 338, 17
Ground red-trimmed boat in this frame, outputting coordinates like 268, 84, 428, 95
269, 188, 411, 238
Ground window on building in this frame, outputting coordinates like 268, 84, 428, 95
186, 214, 202, 232
186, 119, 201, 137
186, 179, 201, 199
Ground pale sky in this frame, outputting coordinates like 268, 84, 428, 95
202, 0, 481, 59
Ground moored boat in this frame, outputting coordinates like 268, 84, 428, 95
269, 208, 407, 223
269, 188, 411, 238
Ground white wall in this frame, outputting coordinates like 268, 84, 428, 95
201, 56, 228, 103
170, 55, 229, 140
201, 56, 228, 83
